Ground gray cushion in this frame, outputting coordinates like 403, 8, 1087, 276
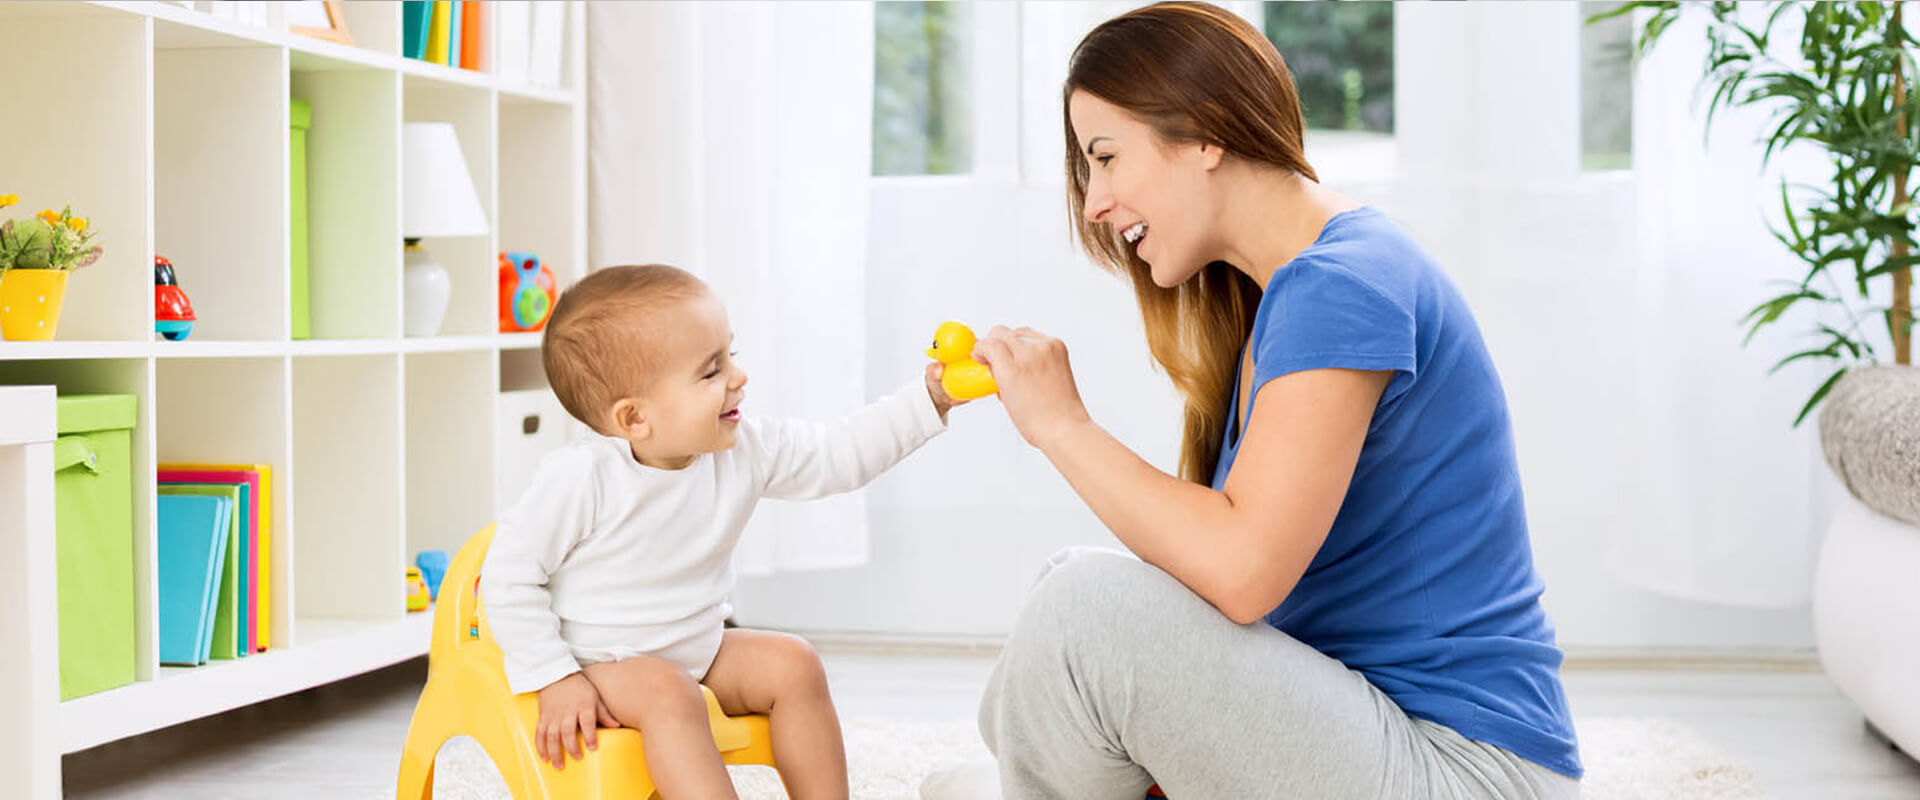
1820, 366, 1920, 526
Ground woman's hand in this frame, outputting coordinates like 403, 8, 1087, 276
972, 326, 1092, 449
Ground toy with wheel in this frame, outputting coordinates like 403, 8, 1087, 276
498, 251, 557, 332
154, 255, 196, 341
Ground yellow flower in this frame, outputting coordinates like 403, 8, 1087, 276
37, 209, 60, 226
0, 194, 16, 209
67, 217, 87, 232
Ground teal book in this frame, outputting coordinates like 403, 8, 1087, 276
447, 0, 463, 67
156, 495, 231, 667
403, 1, 431, 60
162, 483, 249, 659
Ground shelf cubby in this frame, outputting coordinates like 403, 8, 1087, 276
292, 55, 402, 341
405, 350, 496, 557
0, 358, 157, 680
154, 43, 289, 342
291, 353, 403, 630
404, 82, 497, 339
0, 10, 152, 342
499, 100, 581, 287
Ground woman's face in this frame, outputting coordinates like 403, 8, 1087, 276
1069, 89, 1223, 288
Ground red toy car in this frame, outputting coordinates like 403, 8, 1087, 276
154, 255, 196, 340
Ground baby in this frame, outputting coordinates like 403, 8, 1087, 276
480, 264, 960, 798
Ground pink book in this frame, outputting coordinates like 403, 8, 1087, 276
160, 469, 263, 653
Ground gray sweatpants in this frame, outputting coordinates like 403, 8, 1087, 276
977, 547, 1581, 800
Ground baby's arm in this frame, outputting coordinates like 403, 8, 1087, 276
749, 376, 949, 500
479, 447, 599, 696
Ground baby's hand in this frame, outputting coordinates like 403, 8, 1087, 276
927, 362, 967, 420
535, 671, 611, 769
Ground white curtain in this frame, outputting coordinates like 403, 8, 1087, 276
588, 1, 877, 575
1605, 9, 1835, 607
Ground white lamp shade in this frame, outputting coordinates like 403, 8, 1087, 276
402, 122, 490, 238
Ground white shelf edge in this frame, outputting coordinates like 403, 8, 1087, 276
498, 83, 578, 107
91, 0, 574, 98
285, 338, 403, 357
1, 335, 543, 360
404, 334, 502, 354
58, 612, 431, 754
152, 340, 287, 359
0, 342, 152, 361
497, 332, 543, 351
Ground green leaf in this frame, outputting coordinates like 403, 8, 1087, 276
1768, 345, 1838, 374
1741, 290, 1829, 341
1793, 367, 1849, 428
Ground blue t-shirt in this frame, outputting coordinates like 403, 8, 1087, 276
1211, 206, 1582, 778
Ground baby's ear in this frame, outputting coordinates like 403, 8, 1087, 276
608, 398, 650, 439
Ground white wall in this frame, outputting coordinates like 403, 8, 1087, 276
711, 2, 1836, 650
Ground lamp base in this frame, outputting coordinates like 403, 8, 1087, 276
404, 243, 451, 337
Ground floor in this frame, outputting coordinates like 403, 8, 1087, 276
61, 649, 1920, 799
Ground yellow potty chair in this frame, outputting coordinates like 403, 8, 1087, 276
396, 525, 776, 799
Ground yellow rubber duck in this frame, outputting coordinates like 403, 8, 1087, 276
927, 321, 999, 400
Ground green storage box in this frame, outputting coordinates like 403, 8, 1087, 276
291, 97, 313, 340
54, 394, 138, 700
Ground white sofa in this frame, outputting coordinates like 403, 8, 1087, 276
1815, 366, 1920, 757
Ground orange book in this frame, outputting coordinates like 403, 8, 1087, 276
459, 1, 487, 72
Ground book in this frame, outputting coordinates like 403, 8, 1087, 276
403, 1, 431, 60
162, 483, 250, 657
448, 0, 463, 67
459, 1, 487, 72
162, 463, 273, 652
156, 495, 231, 666
425, 1, 451, 65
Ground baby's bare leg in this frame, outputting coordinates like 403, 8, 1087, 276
582, 657, 737, 799
702, 629, 848, 800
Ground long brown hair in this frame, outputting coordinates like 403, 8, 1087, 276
1064, 1, 1316, 483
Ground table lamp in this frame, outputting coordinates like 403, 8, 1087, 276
401, 122, 489, 337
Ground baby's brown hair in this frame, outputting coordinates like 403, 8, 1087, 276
542, 264, 708, 433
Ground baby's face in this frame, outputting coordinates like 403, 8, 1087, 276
627, 291, 748, 467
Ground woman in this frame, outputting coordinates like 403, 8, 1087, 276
943, 3, 1581, 798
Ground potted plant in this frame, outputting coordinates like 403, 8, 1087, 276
1598, 2, 1920, 759
1596, 1, 1914, 424
0, 194, 102, 341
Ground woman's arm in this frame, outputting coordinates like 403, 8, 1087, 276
975, 327, 1389, 624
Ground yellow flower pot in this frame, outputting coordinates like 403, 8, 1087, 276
0, 269, 71, 341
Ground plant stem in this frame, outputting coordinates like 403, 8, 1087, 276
1895, 2, 1913, 364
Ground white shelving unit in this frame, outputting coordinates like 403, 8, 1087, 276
0, 2, 586, 795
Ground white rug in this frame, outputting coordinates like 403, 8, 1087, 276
426, 716, 1764, 799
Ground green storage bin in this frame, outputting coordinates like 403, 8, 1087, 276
54, 394, 138, 700
291, 97, 313, 340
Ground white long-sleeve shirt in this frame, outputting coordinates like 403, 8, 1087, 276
480, 379, 947, 694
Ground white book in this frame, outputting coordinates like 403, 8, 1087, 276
528, 1, 565, 88
495, 1, 532, 85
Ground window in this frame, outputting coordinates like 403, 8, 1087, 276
1580, 1, 1634, 170
1262, 1, 1395, 134
873, 1, 972, 176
